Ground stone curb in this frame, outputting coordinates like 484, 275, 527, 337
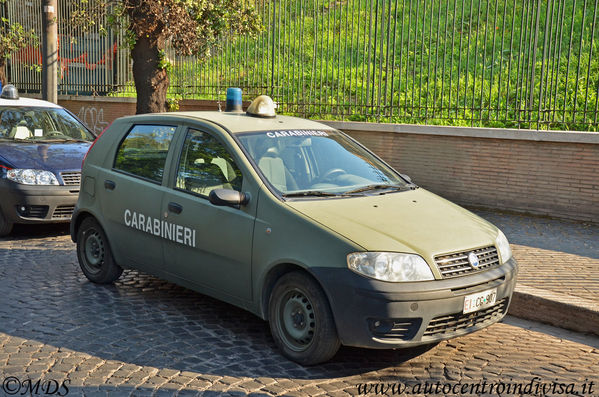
508, 285, 599, 337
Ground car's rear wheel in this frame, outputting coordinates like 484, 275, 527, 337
77, 217, 122, 283
0, 209, 13, 237
269, 271, 340, 365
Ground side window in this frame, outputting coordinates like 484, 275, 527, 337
176, 129, 243, 197
114, 124, 176, 183
0, 109, 22, 137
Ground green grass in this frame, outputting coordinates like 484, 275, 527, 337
124, 0, 599, 131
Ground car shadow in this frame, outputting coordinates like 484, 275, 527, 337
7, 223, 70, 239
0, 252, 432, 381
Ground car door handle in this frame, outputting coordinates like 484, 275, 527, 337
104, 180, 116, 190
168, 202, 183, 214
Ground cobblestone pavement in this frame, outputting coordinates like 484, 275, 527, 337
474, 209, 599, 301
1, 224, 599, 396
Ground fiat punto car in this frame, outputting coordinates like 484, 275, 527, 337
71, 93, 517, 365
0, 85, 94, 236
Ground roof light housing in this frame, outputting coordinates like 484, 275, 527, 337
0, 84, 19, 100
246, 95, 277, 118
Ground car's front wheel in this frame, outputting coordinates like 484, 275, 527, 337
0, 209, 13, 237
77, 217, 122, 283
269, 271, 340, 365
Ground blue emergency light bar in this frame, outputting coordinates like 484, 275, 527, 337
225, 87, 243, 112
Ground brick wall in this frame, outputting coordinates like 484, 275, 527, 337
58, 97, 220, 135
55, 96, 599, 222
60, 97, 135, 135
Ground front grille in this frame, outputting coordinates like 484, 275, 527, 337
423, 298, 508, 338
60, 171, 81, 186
451, 276, 506, 294
435, 246, 500, 278
52, 205, 75, 219
369, 318, 422, 340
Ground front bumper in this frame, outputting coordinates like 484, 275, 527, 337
311, 257, 518, 348
0, 179, 79, 224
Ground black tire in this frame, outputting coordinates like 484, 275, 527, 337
268, 271, 340, 365
76, 217, 122, 284
0, 209, 13, 237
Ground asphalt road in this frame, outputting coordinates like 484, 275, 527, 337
0, 224, 598, 396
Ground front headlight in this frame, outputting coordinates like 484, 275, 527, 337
496, 230, 512, 263
347, 252, 435, 282
6, 169, 59, 185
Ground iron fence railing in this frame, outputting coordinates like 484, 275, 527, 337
2, 0, 129, 95
3, 0, 599, 130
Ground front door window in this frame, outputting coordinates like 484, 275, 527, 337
176, 129, 243, 197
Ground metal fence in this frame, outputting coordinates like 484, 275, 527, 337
4, 0, 599, 130
2, 0, 130, 95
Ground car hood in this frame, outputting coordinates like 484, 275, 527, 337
0, 142, 91, 172
286, 188, 499, 264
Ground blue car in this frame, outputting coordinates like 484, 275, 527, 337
0, 85, 95, 236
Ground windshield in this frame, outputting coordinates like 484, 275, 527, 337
0, 106, 94, 142
237, 129, 408, 196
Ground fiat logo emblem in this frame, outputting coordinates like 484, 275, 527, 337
468, 252, 480, 268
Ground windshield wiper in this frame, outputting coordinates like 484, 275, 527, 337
343, 184, 412, 195
61, 138, 91, 143
283, 190, 346, 198
33, 138, 90, 143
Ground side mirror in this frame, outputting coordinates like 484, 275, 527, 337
209, 189, 250, 209
400, 173, 412, 183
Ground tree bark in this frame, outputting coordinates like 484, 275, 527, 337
0, 59, 6, 87
1, 0, 7, 87
131, 34, 169, 114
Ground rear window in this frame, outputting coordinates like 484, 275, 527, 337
114, 125, 176, 183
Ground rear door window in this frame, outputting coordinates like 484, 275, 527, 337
114, 124, 176, 183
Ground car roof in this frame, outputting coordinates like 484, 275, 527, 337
0, 96, 62, 109
119, 111, 336, 134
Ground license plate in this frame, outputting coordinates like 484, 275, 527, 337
463, 288, 497, 314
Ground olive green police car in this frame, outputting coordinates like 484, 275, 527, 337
71, 93, 517, 365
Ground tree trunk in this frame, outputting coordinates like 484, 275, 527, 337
1, 0, 8, 87
0, 59, 7, 87
131, 34, 169, 114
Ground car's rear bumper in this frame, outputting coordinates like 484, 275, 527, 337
0, 179, 79, 224
311, 257, 518, 348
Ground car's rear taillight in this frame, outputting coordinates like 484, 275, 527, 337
82, 122, 111, 167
